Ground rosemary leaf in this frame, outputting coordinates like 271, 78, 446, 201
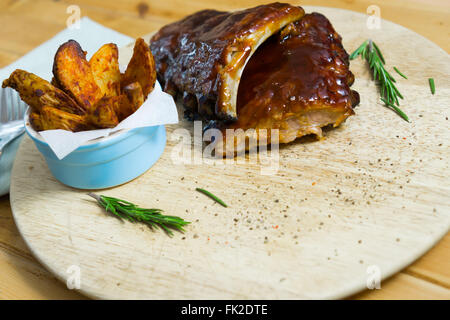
393, 67, 407, 79
349, 40, 368, 60
196, 188, 228, 208
380, 98, 409, 122
429, 78, 436, 94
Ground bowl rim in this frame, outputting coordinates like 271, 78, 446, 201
24, 108, 137, 151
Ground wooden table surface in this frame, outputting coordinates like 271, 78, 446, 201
0, 0, 449, 300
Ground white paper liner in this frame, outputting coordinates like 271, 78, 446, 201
34, 81, 178, 159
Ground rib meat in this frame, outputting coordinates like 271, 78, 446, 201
150, 4, 360, 153
223, 12, 360, 149
150, 3, 305, 120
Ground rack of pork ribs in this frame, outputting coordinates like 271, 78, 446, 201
150, 3, 360, 154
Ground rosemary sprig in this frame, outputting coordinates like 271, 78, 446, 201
88, 193, 190, 236
196, 188, 228, 207
350, 39, 409, 122
429, 78, 435, 94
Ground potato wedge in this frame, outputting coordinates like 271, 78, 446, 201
121, 82, 145, 119
41, 106, 90, 132
2, 69, 85, 115
123, 82, 145, 111
88, 96, 120, 128
110, 83, 145, 121
113, 95, 134, 121
122, 38, 156, 98
53, 40, 103, 112
89, 43, 121, 97
29, 111, 43, 131
50, 77, 60, 88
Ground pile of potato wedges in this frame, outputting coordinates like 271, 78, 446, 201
2, 38, 156, 132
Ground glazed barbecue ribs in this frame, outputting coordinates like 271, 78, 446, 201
150, 3, 359, 151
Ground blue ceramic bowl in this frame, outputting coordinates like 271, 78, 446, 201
24, 114, 166, 190
0, 133, 24, 196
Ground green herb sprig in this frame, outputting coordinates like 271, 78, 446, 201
350, 39, 409, 122
196, 188, 228, 207
88, 193, 190, 236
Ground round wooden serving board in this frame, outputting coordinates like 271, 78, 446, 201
10, 6, 450, 299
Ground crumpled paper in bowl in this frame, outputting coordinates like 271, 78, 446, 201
28, 80, 179, 159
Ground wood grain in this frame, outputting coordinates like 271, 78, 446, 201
0, 195, 85, 299
352, 273, 450, 300
0, 0, 449, 299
